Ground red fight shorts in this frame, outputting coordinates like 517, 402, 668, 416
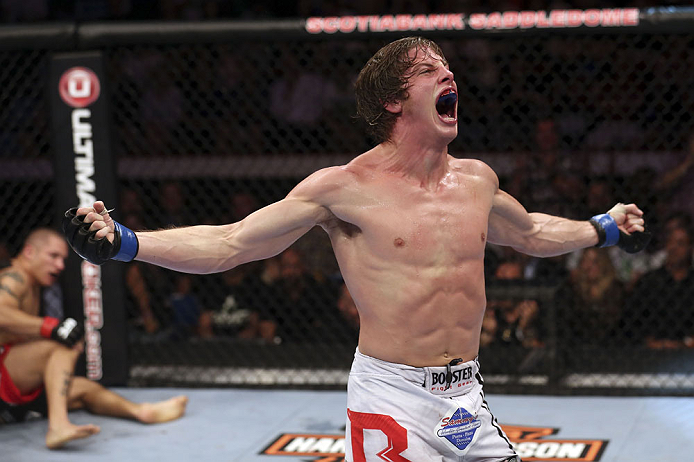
0, 344, 44, 405
345, 348, 519, 462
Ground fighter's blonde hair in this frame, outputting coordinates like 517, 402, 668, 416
22, 228, 64, 252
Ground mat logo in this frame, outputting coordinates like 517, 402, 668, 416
262, 425, 608, 461
59, 67, 101, 108
505, 425, 608, 461
262, 433, 345, 462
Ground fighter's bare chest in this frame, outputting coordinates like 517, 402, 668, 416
334, 179, 493, 262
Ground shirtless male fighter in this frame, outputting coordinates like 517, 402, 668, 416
63, 37, 649, 461
0, 228, 188, 449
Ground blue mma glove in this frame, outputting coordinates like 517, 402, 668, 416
589, 208, 651, 254
62, 207, 139, 265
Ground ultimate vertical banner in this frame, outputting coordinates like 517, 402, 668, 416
50, 52, 128, 386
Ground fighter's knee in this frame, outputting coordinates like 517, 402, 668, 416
39, 339, 81, 360
33, 339, 67, 355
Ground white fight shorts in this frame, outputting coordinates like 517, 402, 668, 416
345, 348, 519, 462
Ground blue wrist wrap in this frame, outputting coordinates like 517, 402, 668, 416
113, 221, 139, 262
591, 213, 619, 247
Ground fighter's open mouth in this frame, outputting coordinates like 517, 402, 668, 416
436, 89, 457, 119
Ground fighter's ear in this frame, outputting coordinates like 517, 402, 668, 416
384, 99, 402, 114
22, 243, 36, 259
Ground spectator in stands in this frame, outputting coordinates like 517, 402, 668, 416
664, 131, 694, 221
212, 50, 267, 155
626, 135, 694, 250
524, 119, 564, 217
157, 181, 192, 227
122, 214, 162, 336
626, 223, 694, 349
227, 190, 261, 223
586, 176, 616, 216
200, 264, 278, 342
484, 259, 542, 349
140, 63, 184, 153
648, 211, 694, 270
0, 228, 187, 448
480, 304, 498, 348
334, 282, 360, 344
167, 274, 202, 339
490, 245, 567, 285
637, 133, 694, 250
119, 187, 145, 221
269, 45, 340, 142
557, 247, 625, 345
268, 247, 328, 343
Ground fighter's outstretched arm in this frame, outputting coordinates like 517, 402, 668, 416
139, 196, 329, 273
66, 169, 340, 274
73, 195, 329, 274
487, 189, 647, 257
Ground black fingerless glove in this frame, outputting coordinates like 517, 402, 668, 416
62, 208, 139, 265
589, 213, 652, 254
41, 317, 84, 347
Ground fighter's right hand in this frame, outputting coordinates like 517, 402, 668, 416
589, 203, 651, 254
41, 317, 84, 347
62, 201, 139, 265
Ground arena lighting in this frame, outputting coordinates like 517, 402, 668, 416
305, 8, 639, 34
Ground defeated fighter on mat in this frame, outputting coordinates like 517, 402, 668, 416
0, 228, 188, 449
63, 37, 650, 461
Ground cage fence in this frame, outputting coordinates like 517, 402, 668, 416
1, 9, 693, 394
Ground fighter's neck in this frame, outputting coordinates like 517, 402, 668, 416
377, 139, 450, 190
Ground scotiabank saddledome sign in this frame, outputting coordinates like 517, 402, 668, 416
305, 8, 639, 34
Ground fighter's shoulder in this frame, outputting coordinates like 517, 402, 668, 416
450, 157, 499, 187
289, 163, 362, 200
0, 266, 29, 303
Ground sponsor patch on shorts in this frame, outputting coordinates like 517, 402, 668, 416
436, 407, 481, 451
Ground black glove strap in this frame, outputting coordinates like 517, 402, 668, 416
618, 228, 652, 254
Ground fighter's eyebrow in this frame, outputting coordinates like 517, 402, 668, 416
413, 63, 435, 71
412, 58, 449, 72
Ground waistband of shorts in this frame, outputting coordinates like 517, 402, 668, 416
352, 348, 480, 396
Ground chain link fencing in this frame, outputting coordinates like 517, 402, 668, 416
1, 11, 693, 394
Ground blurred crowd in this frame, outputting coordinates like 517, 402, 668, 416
0, 0, 691, 23
90, 35, 693, 167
